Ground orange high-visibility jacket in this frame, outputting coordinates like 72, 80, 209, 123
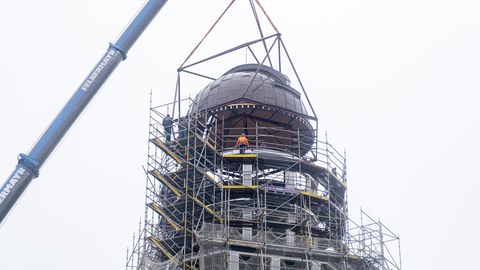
236, 136, 249, 147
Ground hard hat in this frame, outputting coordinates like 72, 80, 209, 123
241, 133, 245, 136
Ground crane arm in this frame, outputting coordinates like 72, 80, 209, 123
0, 0, 168, 225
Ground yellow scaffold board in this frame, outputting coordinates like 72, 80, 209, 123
187, 194, 224, 224
150, 170, 182, 197
148, 202, 182, 231
147, 236, 179, 266
301, 191, 328, 201
151, 138, 184, 164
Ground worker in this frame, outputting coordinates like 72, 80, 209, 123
162, 114, 173, 141
236, 132, 249, 154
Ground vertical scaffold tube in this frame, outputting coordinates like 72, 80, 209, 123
0, 0, 168, 225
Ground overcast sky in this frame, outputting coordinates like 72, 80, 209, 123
0, 0, 479, 269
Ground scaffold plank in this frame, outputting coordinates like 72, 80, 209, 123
301, 191, 328, 201
147, 236, 180, 267
187, 194, 224, 223
148, 202, 182, 231
149, 170, 182, 197
227, 239, 261, 248
151, 138, 185, 164
149, 170, 222, 224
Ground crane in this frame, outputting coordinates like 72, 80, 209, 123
0, 0, 168, 225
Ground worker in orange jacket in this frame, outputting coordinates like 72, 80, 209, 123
236, 133, 249, 154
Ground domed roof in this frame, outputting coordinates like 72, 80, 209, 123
185, 64, 315, 156
189, 64, 309, 116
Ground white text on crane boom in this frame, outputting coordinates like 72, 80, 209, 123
81, 49, 116, 92
0, 167, 26, 204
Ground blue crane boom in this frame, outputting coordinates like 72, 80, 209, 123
0, 0, 168, 224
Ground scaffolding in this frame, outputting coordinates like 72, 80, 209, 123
126, 97, 401, 270
126, 2, 401, 269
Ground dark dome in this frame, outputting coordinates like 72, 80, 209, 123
186, 64, 315, 156
189, 64, 309, 116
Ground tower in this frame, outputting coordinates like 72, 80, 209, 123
127, 2, 401, 270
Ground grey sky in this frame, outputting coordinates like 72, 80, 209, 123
0, 0, 479, 269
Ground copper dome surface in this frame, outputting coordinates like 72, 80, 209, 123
189, 64, 309, 116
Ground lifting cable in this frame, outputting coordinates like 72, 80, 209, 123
178, 0, 236, 70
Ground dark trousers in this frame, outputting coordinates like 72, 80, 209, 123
239, 144, 246, 154
165, 127, 172, 141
